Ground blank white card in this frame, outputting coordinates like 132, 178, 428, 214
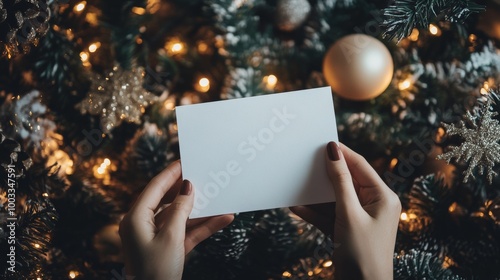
176, 87, 338, 218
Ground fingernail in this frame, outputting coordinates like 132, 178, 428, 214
327, 141, 341, 161
180, 180, 192, 196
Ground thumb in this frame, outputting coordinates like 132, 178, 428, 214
157, 180, 194, 241
325, 141, 361, 212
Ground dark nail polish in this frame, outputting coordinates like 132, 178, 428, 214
180, 180, 192, 196
327, 141, 341, 161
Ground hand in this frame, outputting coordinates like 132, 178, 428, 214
119, 161, 234, 280
290, 142, 401, 280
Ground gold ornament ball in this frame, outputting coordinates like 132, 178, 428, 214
323, 34, 394, 101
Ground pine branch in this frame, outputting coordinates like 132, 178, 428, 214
98, 0, 147, 69
1, 199, 58, 278
406, 43, 500, 94
195, 212, 256, 261
122, 122, 174, 180
15, 200, 58, 267
51, 177, 118, 254
337, 0, 356, 7
371, 43, 500, 153
221, 66, 270, 99
407, 174, 451, 220
208, 0, 268, 66
33, 28, 89, 108
398, 229, 500, 278
184, 212, 257, 279
398, 173, 500, 277
383, 0, 484, 42
245, 209, 300, 278
18, 161, 67, 200
394, 249, 462, 280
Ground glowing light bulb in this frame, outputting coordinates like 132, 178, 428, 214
263, 75, 278, 90
429, 24, 440, 36
196, 77, 210, 92
164, 101, 175, 110
68, 270, 79, 279
88, 42, 101, 53
198, 42, 209, 53
442, 256, 455, 269
469, 34, 477, 43
199, 78, 209, 87
34, 243, 40, 248
132, 7, 146, 15
435, 127, 446, 143
282, 271, 292, 278
267, 75, 277, 87
481, 81, 490, 95
80, 51, 91, 67
104, 158, 111, 166
86, 12, 98, 26
164, 39, 187, 55
398, 79, 412, 90
437, 127, 445, 137
172, 43, 184, 53
409, 28, 419, 41
147, 0, 161, 13
448, 202, 458, 213
74, 1, 86, 12
323, 260, 333, 267
390, 158, 398, 169
80, 52, 89, 62
400, 212, 408, 221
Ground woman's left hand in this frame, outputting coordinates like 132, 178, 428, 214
119, 160, 234, 280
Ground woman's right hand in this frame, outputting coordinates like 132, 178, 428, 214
291, 142, 401, 280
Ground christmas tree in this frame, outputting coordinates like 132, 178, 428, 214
1, 0, 500, 279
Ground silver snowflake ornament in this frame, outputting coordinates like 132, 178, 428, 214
437, 98, 500, 184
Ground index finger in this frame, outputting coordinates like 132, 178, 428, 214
131, 160, 182, 215
339, 143, 386, 188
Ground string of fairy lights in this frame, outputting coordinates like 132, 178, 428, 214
33, 0, 283, 241
72, 0, 280, 92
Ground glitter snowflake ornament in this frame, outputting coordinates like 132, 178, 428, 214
76, 66, 158, 134
437, 97, 500, 184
